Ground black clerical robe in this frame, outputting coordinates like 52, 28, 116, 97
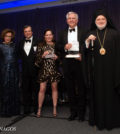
87, 28, 120, 130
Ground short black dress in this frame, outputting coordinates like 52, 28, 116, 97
35, 43, 61, 83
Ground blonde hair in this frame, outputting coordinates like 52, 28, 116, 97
1, 28, 15, 39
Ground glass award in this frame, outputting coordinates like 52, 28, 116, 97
69, 41, 79, 51
44, 48, 55, 59
65, 41, 80, 58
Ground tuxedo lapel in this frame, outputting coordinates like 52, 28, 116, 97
64, 29, 68, 44
78, 27, 82, 43
22, 40, 28, 56
77, 27, 82, 52
65, 27, 81, 43
22, 40, 25, 50
22, 38, 33, 57
28, 38, 35, 56
29, 37, 38, 56
32, 37, 36, 47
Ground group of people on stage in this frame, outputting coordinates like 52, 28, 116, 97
0, 9, 120, 130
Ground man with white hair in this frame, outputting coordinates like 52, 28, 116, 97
56, 11, 87, 121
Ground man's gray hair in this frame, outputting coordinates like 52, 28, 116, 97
66, 11, 79, 20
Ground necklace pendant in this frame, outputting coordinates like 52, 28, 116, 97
99, 48, 106, 55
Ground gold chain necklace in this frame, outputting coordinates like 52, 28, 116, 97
96, 28, 107, 55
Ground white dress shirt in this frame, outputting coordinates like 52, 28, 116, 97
24, 36, 33, 56
68, 26, 78, 43
66, 26, 80, 58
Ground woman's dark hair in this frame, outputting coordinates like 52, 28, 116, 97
43, 29, 55, 44
38, 29, 56, 47
1, 28, 15, 40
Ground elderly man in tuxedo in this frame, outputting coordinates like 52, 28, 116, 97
56, 11, 87, 121
19, 25, 39, 115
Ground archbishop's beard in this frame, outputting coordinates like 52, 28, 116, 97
96, 23, 107, 30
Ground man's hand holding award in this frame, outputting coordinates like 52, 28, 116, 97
65, 41, 81, 60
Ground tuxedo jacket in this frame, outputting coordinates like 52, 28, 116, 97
19, 37, 38, 78
56, 26, 87, 86
56, 26, 86, 56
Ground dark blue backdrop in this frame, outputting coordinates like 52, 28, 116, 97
0, 0, 119, 43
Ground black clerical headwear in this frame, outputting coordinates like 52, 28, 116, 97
90, 9, 116, 30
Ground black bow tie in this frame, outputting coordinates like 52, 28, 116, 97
25, 39, 31, 43
69, 28, 75, 32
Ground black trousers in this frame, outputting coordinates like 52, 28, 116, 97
22, 72, 39, 114
63, 58, 86, 117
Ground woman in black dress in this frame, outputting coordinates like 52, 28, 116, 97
35, 29, 61, 117
0, 29, 20, 117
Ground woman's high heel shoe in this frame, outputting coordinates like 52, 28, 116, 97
53, 107, 57, 117
37, 107, 41, 118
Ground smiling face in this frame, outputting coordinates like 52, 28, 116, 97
44, 30, 54, 43
24, 26, 33, 39
4, 32, 12, 44
95, 15, 107, 30
66, 13, 78, 28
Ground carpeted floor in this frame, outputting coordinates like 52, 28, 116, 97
0, 106, 120, 134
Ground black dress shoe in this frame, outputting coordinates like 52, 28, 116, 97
68, 114, 77, 121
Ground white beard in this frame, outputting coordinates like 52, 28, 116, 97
96, 23, 107, 30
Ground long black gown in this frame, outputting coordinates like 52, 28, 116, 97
87, 28, 120, 130
0, 42, 20, 117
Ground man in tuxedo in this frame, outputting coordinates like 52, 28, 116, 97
19, 25, 39, 115
56, 12, 87, 121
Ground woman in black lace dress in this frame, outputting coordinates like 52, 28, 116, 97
35, 29, 61, 117
0, 29, 20, 117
